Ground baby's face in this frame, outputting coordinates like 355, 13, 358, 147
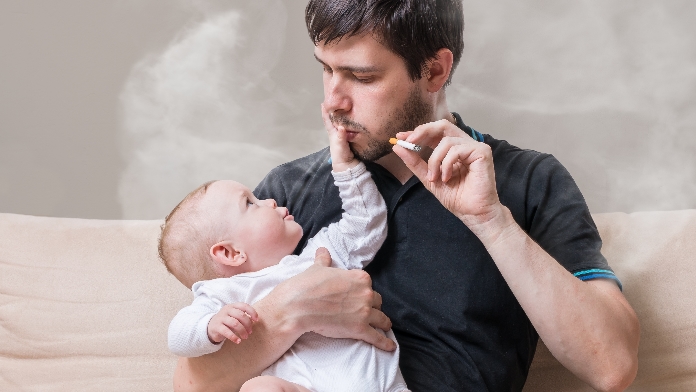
203, 180, 303, 268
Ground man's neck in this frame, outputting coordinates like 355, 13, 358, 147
375, 111, 456, 185
375, 150, 426, 185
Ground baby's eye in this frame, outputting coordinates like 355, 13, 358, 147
246, 198, 255, 206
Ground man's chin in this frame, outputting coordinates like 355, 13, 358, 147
351, 146, 392, 162
350, 142, 393, 162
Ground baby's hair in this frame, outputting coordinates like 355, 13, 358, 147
158, 180, 219, 288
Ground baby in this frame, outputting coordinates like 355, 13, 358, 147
159, 125, 408, 392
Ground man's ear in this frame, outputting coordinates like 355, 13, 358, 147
210, 241, 247, 267
424, 48, 454, 93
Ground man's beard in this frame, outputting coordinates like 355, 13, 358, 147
330, 86, 433, 162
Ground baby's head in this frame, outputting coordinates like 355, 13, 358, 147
158, 180, 303, 288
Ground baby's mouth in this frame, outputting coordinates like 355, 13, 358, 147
281, 208, 293, 220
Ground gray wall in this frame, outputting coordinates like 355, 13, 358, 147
2, 0, 694, 219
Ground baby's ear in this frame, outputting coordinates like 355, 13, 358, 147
210, 241, 246, 267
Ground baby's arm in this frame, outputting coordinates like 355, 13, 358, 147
168, 294, 257, 357
325, 103, 359, 173
302, 105, 388, 269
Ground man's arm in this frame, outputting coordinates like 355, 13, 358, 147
471, 210, 639, 391
393, 122, 640, 392
173, 248, 394, 392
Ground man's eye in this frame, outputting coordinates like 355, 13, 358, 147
323, 66, 333, 74
355, 75, 373, 83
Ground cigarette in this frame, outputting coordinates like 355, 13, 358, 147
389, 138, 422, 152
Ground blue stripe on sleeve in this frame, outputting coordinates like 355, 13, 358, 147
573, 269, 623, 291
470, 128, 483, 142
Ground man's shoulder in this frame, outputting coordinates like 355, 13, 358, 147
255, 147, 332, 198
484, 134, 551, 164
453, 112, 555, 171
482, 134, 565, 182
267, 147, 332, 179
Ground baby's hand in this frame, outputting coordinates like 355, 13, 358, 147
322, 103, 358, 172
207, 302, 258, 345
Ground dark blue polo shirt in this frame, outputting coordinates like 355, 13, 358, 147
254, 114, 618, 392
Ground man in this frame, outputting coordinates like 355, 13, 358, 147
174, 1, 640, 391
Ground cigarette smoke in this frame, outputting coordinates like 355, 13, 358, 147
118, 1, 695, 218
451, 1, 696, 213
118, 1, 325, 219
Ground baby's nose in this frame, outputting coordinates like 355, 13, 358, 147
263, 199, 277, 208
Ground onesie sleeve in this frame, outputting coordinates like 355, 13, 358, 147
299, 162, 387, 270
168, 285, 225, 357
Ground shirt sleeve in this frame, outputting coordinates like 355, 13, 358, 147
168, 289, 224, 357
525, 154, 622, 289
299, 162, 388, 270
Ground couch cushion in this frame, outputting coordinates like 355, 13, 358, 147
0, 213, 190, 391
2, 210, 696, 391
524, 210, 696, 391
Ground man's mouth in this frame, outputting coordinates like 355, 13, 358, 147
345, 130, 359, 142
330, 114, 366, 142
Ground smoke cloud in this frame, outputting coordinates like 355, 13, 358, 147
118, 1, 325, 219
118, 1, 695, 218
451, 1, 696, 212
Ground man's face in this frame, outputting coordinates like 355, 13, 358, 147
315, 34, 433, 161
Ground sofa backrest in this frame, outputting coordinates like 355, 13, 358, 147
0, 214, 189, 391
1, 210, 696, 391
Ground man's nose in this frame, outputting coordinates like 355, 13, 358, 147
323, 76, 351, 114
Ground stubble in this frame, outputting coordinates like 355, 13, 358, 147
331, 85, 433, 162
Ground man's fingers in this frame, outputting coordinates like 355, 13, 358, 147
364, 309, 396, 352
395, 131, 413, 140
392, 144, 429, 183
440, 143, 463, 183
363, 328, 397, 352
313, 247, 332, 267
371, 291, 383, 311
407, 119, 465, 148
440, 144, 473, 183
352, 307, 395, 352
369, 307, 392, 332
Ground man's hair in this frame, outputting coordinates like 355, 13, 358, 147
306, 0, 464, 85
158, 180, 219, 288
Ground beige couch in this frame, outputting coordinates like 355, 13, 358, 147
1, 210, 695, 391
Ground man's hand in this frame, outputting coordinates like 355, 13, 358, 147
392, 120, 510, 238
274, 247, 396, 351
207, 303, 259, 345
322, 103, 358, 172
